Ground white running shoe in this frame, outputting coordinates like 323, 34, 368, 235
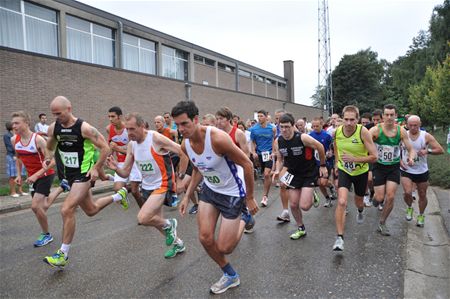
333, 236, 344, 251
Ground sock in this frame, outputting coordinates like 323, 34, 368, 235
60, 243, 70, 256
283, 209, 288, 214
358, 208, 364, 213
174, 238, 183, 246
338, 234, 344, 240
112, 193, 122, 202
162, 219, 171, 229
222, 263, 237, 277
299, 225, 306, 231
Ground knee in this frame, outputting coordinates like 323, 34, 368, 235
137, 211, 152, 225
31, 203, 39, 213
300, 202, 311, 211
290, 201, 299, 210
263, 173, 271, 180
337, 197, 347, 208
199, 232, 214, 248
217, 243, 234, 255
61, 205, 75, 218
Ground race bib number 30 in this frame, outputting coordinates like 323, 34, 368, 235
261, 151, 271, 162
280, 171, 294, 187
137, 161, 155, 174
60, 151, 79, 168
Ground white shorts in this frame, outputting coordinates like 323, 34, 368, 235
114, 162, 142, 183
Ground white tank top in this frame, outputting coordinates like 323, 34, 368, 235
402, 130, 428, 174
185, 126, 246, 198
132, 131, 171, 190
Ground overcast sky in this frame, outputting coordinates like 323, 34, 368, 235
78, 0, 443, 106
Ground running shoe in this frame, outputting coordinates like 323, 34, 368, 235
377, 223, 391, 236
276, 210, 290, 222
260, 195, 268, 207
372, 199, 380, 207
406, 207, 413, 221
60, 179, 70, 192
332, 236, 344, 251
412, 190, 417, 201
356, 210, 365, 224
363, 194, 372, 207
290, 228, 307, 240
242, 210, 255, 234
416, 215, 425, 227
116, 187, 129, 210
189, 204, 198, 215
164, 218, 177, 246
329, 185, 337, 199
34, 233, 53, 247
210, 273, 240, 294
378, 202, 384, 211
313, 191, 320, 208
323, 198, 333, 208
20, 192, 29, 196
164, 242, 186, 258
43, 250, 68, 268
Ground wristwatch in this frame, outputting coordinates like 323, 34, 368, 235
178, 173, 186, 180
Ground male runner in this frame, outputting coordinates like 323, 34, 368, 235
106, 106, 143, 207
42, 96, 128, 268
332, 106, 377, 251
251, 109, 276, 207
273, 113, 327, 240
173, 101, 258, 294
12, 111, 56, 247
106, 112, 186, 258
369, 104, 415, 236
401, 115, 443, 227
163, 112, 177, 130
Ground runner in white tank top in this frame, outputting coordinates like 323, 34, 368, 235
400, 115, 444, 227
106, 112, 189, 259
172, 101, 258, 295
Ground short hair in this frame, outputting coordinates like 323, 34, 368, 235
232, 114, 240, 120
383, 104, 397, 113
108, 106, 123, 116
171, 101, 199, 120
312, 117, 322, 123
275, 108, 286, 114
216, 107, 233, 121
279, 113, 295, 125
361, 112, 371, 120
38, 113, 46, 119
203, 114, 216, 122
163, 112, 171, 116
342, 105, 360, 119
372, 109, 383, 117
257, 109, 268, 116
124, 112, 145, 127
237, 121, 246, 130
11, 111, 31, 125
5, 121, 12, 131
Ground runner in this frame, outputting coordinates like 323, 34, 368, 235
106, 112, 187, 258
107, 106, 144, 207
172, 101, 258, 294
42, 96, 128, 268
273, 113, 327, 240
332, 106, 377, 251
369, 104, 416, 236
11, 111, 56, 247
250, 109, 276, 207
401, 115, 443, 227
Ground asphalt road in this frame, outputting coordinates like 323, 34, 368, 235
0, 181, 410, 298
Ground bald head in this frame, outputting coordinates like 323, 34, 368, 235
155, 115, 164, 123
407, 115, 421, 124
51, 96, 71, 109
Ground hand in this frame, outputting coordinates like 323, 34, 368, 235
87, 168, 99, 182
407, 157, 414, 166
109, 141, 119, 151
105, 155, 118, 170
319, 166, 328, 179
42, 159, 51, 170
26, 174, 38, 184
326, 150, 333, 158
178, 196, 189, 216
14, 176, 22, 185
417, 149, 427, 157
246, 196, 259, 215
341, 153, 355, 163
271, 170, 279, 183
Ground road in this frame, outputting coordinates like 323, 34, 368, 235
0, 181, 413, 298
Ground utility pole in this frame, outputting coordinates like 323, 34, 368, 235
318, 0, 333, 115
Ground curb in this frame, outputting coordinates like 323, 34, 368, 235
403, 188, 450, 299
0, 183, 114, 215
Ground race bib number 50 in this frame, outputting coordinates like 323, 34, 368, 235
60, 151, 79, 168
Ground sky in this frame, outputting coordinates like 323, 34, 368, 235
77, 0, 443, 106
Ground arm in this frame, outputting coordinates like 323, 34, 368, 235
43, 123, 57, 167
153, 131, 189, 174
341, 127, 377, 164
26, 135, 56, 184
400, 127, 416, 165
235, 129, 250, 157
170, 129, 178, 143
302, 134, 328, 178
81, 122, 110, 180
106, 143, 134, 178
424, 133, 444, 155
271, 138, 285, 181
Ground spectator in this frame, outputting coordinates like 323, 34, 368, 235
3, 121, 26, 197
34, 113, 49, 137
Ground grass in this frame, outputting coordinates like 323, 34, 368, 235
427, 128, 450, 189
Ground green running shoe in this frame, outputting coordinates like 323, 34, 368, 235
117, 187, 129, 210
290, 228, 307, 240
313, 191, 320, 208
377, 223, 391, 236
417, 214, 425, 227
164, 242, 186, 258
43, 250, 68, 268
164, 218, 177, 246
406, 207, 413, 221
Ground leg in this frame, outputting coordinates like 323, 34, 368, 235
373, 185, 386, 205
401, 176, 414, 207
289, 189, 303, 226
216, 216, 245, 255
416, 181, 429, 214
380, 181, 398, 224
197, 201, 225, 266
130, 181, 144, 208
335, 187, 348, 235
31, 193, 49, 233
280, 186, 289, 210
46, 187, 64, 208
262, 167, 272, 197
8, 177, 18, 196
137, 193, 166, 234
299, 187, 314, 211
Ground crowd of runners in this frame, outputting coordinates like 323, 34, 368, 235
7, 95, 445, 294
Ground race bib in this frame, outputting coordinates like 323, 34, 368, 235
204, 170, 223, 186
378, 145, 400, 163
261, 151, 271, 162
343, 161, 355, 173
60, 151, 79, 168
280, 171, 294, 187
137, 160, 155, 174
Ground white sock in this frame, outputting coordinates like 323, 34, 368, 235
174, 238, 183, 245
60, 243, 70, 256
283, 209, 289, 214
163, 219, 171, 229
112, 193, 122, 202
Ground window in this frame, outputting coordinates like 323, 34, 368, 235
218, 62, 235, 73
278, 82, 287, 88
266, 78, 276, 85
66, 15, 115, 67
162, 45, 188, 81
238, 69, 251, 78
122, 33, 156, 74
0, 1, 58, 56
253, 74, 265, 82
194, 54, 215, 67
